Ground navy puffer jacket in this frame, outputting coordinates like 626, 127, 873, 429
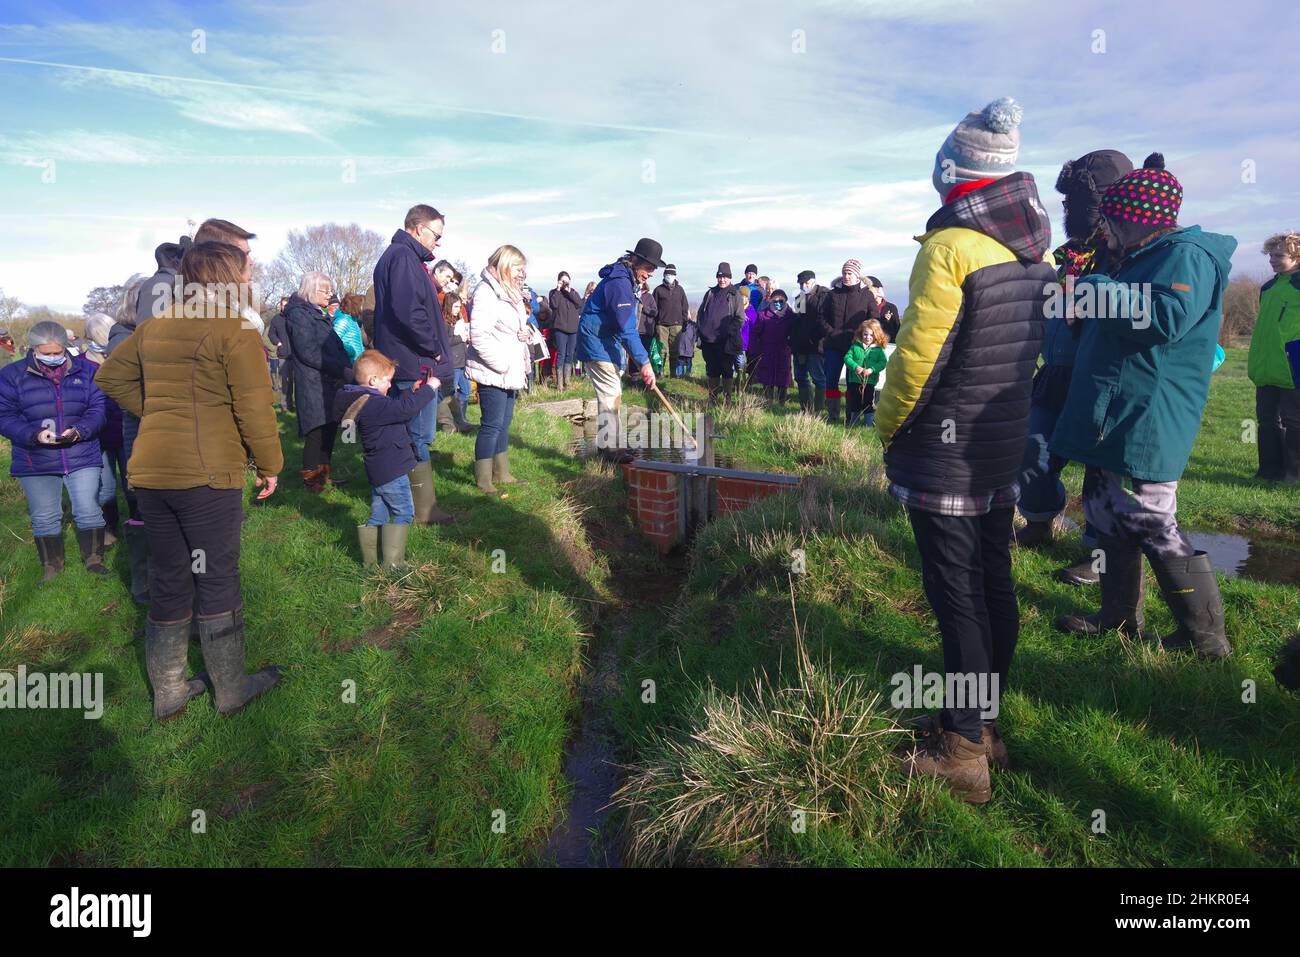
0, 353, 107, 477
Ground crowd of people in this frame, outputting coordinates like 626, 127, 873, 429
0, 95, 1296, 802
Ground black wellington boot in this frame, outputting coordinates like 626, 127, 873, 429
1147, 551, 1232, 659
197, 610, 283, 715
1055, 533, 1147, 639
145, 617, 207, 722
76, 527, 110, 576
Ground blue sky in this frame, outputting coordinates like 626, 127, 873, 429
0, 0, 1295, 312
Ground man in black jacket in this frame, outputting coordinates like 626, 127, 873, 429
372, 203, 458, 525
818, 260, 877, 424
866, 276, 901, 341
267, 297, 294, 412
696, 263, 748, 399
652, 264, 689, 377
790, 269, 828, 413
548, 272, 583, 389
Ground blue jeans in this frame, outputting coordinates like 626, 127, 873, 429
454, 368, 471, 408
396, 380, 439, 463
793, 353, 826, 392
368, 474, 415, 525
1019, 381, 1096, 546
475, 385, 516, 460
553, 330, 578, 367
675, 357, 693, 377
99, 448, 127, 506
823, 350, 846, 399
19, 467, 105, 537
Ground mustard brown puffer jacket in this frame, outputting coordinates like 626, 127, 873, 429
94, 302, 283, 489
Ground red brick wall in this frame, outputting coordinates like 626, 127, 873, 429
625, 464, 681, 554
715, 476, 786, 515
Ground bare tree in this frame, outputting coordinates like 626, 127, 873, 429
1221, 273, 1265, 347
0, 288, 23, 328
83, 284, 125, 317
266, 223, 387, 300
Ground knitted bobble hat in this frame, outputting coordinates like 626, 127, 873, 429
932, 96, 1024, 198
1100, 153, 1183, 227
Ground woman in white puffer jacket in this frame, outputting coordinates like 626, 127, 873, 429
467, 244, 538, 496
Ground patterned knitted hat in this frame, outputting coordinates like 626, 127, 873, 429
1100, 154, 1182, 226
931, 97, 1024, 198
841, 259, 862, 280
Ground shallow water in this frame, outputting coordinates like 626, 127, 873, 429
1061, 513, 1300, 587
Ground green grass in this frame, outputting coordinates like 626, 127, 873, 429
0, 387, 612, 866
606, 348, 1300, 866
1, 349, 1297, 867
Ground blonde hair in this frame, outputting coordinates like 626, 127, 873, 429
1262, 232, 1300, 260
857, 318, 889, 346
354, 349, 396, 384
487, 245, 526, 283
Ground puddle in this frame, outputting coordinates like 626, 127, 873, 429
1060, 513, 1300, 587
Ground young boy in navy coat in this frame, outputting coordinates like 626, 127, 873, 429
333, 350, 437, 568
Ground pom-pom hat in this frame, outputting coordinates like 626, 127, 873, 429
1100, 154, 1183, 227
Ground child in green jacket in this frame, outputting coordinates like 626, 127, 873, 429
845, 319, 889, 427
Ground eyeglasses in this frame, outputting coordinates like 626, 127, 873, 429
419, 224, 443, 244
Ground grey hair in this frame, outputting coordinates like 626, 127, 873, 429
117, 274, 148, 326
297, 271, 333, 300
28, 320, 70, 351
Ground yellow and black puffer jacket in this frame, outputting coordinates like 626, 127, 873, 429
875, 172, 1056, 494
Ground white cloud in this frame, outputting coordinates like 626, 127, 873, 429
519, 211, 618, 227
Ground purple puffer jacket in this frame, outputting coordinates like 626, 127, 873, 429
750, 307, 794, 387
0, 353, 107, 477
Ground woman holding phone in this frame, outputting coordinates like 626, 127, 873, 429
0, 321, 109, 581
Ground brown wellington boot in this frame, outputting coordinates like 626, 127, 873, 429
408, 459, 460, 525
301, 466, 327, 493
899, 728, 992, 804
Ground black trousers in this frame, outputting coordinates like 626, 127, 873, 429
845, 383, 876, 425
700, 340, 734, 379
279, 357, 295, 411
1257, 385, 1300, 430
906, 506, 1018, 742
136, 486, 243, 621
302, 423, 337, 470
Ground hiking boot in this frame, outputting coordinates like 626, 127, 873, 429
907, 713, 1010, 772
1147, 551, 1232, 659
474, 458, 505, 497
196, 609, 282, 715
357, 525, 379, 566
492, 451, 528, 485
76, 527, 109, 575
1056, 533, 1146, 639
408, 459, 460, 525
379, 523, 410, 570
321, 464, 347, 487
1056, 553, 1101, 586
123, 521, 151, 604
899, 728, 991, 804
144, 617, 207, 722
1013, 519, 1054, 548
34, 534, 65, 583
301, 466, 327, 493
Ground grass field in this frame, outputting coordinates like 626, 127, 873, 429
0, 349, 1296, 866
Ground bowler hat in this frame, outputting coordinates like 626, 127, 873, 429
626, 237, 667, 269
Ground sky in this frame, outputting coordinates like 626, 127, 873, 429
0, 0, 1296, 313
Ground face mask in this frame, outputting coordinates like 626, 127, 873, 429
35, 352, 67, 367
665, 275, 676, 285
772, 301, 787, 312
801, 281, 814, 294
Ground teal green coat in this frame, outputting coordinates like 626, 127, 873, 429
1049, 226, 1236, 482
